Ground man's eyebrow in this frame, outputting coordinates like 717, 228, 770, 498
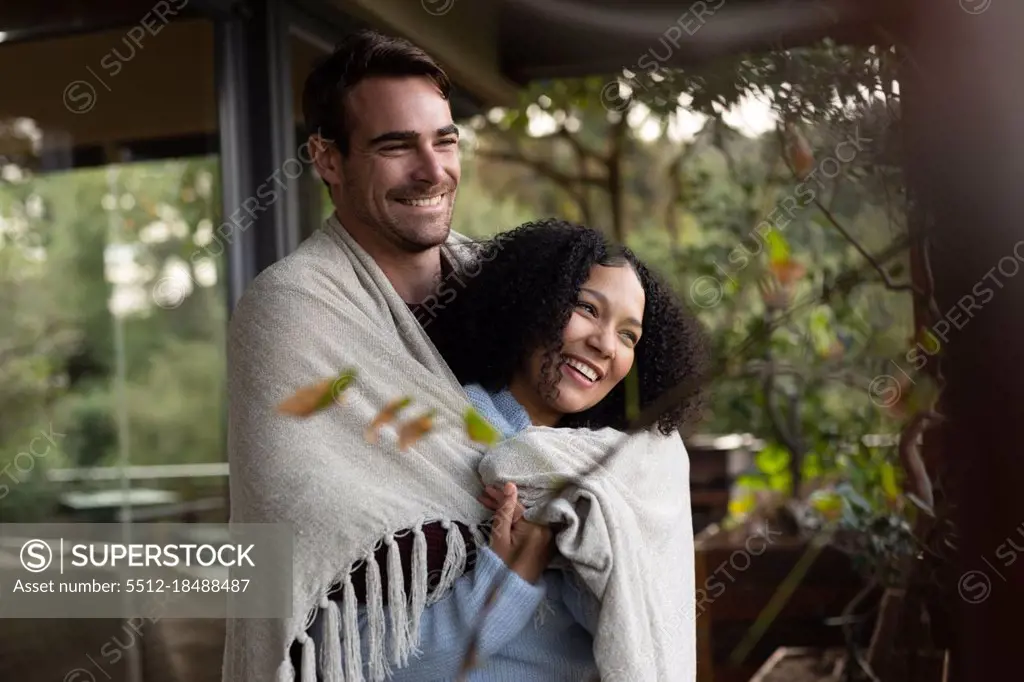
368, 125, 459, 146
368, 130, 417, 145
580, 287, 643, 328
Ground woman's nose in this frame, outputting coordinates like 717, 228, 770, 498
587, 326, 616, 358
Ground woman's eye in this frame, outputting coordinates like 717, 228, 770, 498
620, 331, 639, 345
576, 301, 597, 316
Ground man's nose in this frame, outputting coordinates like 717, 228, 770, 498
413, 147, 447, 186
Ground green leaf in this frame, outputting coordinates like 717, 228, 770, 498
804, 306, 836, 356
904, 374, 941, 414
735, 473, 769, 490
916, 328, 942, 355
880, 461, 900, 500
277, 368, 357, 417
809, 490, 843, 519
838, 484, 873, 514
801, 452, 824, 480
765, 230, 790, 264
322, 370, 356, 410
464, 407, 501, 446
755, 443, 790, 475
729, 490, 757, 518
768, 472, 793, 495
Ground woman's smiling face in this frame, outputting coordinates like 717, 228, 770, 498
514, 263, 645, 424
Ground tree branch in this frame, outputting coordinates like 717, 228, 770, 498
476, 140, 602, 226
474, 149, 605, 189
664, 122, 711, 247
607, 114, 629, 242
898, 410, 941, 513
773, 126, 921, 294
554, 125, 606, 164
712, 116, 744, 187
823, 231, 917, 300
559, 126, 597, 225
812, 194, 920, 294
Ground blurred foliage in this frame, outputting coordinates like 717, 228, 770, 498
0, 157, 226, 519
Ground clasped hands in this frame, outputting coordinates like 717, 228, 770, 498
478, 482, 553, 584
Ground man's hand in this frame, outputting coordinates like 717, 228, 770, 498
487, 482, 553, 584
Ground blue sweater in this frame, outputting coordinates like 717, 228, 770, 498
333, 385, 599, 681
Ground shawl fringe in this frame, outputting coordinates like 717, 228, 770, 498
280, 519, 486, 682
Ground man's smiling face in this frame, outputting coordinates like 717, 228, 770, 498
334, 75, 460, 252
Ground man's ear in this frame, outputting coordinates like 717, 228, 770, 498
309, 131, 343, 186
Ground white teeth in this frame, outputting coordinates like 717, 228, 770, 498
565, 357, 598, 382
399, 195, 444, 207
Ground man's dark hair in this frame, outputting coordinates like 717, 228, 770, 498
302, 29, 452, 156
430, 219, 711, 436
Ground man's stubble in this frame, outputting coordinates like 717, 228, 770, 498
344, 178, 454, 254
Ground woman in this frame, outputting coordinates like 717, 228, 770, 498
435, 218, 706, 437
327, 218, 707, 680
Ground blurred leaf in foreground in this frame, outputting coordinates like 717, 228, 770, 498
808, 490, 843, 521
365, 396, 413, 444
398, 409, 437, 451
464, 407, 501, 446
277, 368, 357, 417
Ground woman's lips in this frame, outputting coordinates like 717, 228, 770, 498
560, 361, 597, 388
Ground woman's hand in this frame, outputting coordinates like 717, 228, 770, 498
478, 484, 526, 523
487, 482, 553, 584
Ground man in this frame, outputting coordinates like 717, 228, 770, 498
301, 29, 459, 306
222, 30, 554, 682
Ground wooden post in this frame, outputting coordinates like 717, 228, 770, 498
903, 4, 1024, 682
694, 535, 714, 682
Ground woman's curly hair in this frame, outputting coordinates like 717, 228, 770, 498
430, 218, 710, 435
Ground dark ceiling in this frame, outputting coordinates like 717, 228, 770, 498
497, 0, 911, 82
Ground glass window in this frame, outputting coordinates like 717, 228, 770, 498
0, 20, 226, 525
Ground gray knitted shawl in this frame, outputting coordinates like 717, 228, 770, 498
222, 215, 696, 682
